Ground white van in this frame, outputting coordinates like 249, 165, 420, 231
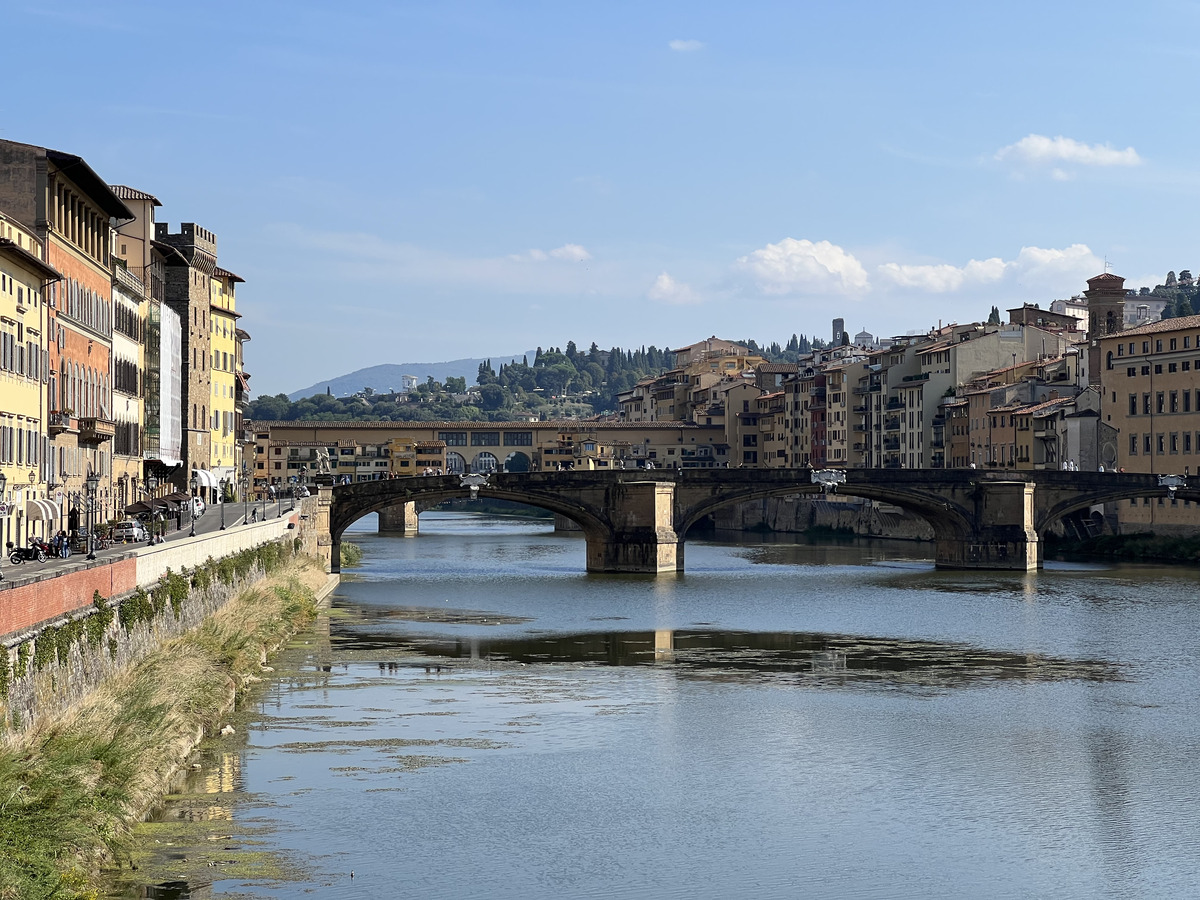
190, 497, 206, 517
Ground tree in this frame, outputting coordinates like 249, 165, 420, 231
477, 360, 497, 385
478, 383, 509, 410
1180, 270, 1193, 285
1166, 271, 1178, 287
444, 376, 467, 393
1178, 297, 1195, 317
987, 305, 1001, 325
1161, 302, 1176, 320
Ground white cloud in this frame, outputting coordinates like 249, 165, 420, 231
995, 134, 1142, 169
549, 243, 592, 261
647, 272, 699, 305
509, 243, 591, 263
877, 257, 1007, 292
735, 238, 869, 296
874, 244, 1101, 297
668, 39, 705, 52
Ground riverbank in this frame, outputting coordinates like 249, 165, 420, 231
0, 555, 335, 900
1045, 531, 1200, 564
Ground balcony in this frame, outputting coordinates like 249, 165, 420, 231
78, 417, 115, 444
884, 417, 901, 432
886, 399, 905, 410
48, 411, 78, 436
883, 437, 901, 452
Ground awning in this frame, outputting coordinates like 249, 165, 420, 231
125, 501, 153, 515
165, 491, 191, 503
26, 499, 60, 521
191, 469, 219, 489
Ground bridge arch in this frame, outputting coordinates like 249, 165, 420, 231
674, 478, 975, 547
503, 451, 531, 473
471, 451, 499, 473
329, 476, 614, 572
1035, 484, 1200, 535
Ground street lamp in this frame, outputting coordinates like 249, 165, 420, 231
189, 472, 198, 537
146, 475, 159, 543
219, 479, 227, 530
85, 471, 100, 560
0, 472, 7, 557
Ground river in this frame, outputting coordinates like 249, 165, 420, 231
113, 512, 1200, 899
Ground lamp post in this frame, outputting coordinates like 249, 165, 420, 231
146, 475, 159, 543
219, 479, 227, 530
241, 463, 249, 525
189, 472, 198, 537
85, 472, 99, 560
0, 472, 7, 557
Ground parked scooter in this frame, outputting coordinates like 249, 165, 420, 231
7, 540, 47, 564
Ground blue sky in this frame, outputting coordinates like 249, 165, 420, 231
3, 1, 1194, 395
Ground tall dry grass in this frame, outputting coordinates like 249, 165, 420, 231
0, 558, 325, 900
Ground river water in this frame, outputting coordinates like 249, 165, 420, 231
116, 512, 1200, 899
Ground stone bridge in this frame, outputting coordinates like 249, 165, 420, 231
325, 469, 1197, 574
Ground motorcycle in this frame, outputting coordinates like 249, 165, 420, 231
7, 540, 47, 564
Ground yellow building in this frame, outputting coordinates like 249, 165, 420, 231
1099, 314, 1200, 534
209, 267, 243, 497
0, 210, 61, 548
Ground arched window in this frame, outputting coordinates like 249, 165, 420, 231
1106, 351, 1114, 370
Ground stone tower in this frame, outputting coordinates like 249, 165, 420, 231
156, 222, 217, 476
1085, 272, 1125, 386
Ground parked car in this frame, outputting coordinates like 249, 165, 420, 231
110, 520, 148, 543
191, 497, 206, 517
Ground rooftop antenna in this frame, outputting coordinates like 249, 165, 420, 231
1104, 256, 1112, 274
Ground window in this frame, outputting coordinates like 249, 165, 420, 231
503, 431, 533, 446
1156, 340, 1164, 352
1186, 433, 1193, 453
438, 431, 467, 446
470, 432, 500, 446
1157, 392, 1165, 414
1171, 433, 1179, 453
1144, 394, 1151, 415
1128, 367, 1137, 377
1157, 434, 1165, 455
1171, 338, 1178, 350
1145, 434, 1152, 454
1155, 364, 1163, 375
1129, 394, 1138, 415
1170, 363, 1178, 373
1142, 366, 1151, 376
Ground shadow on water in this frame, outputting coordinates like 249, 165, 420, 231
331, 611, 1123, 689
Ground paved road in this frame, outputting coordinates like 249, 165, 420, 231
0, 498, 298, 584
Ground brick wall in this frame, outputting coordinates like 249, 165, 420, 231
0, 557, 137, 639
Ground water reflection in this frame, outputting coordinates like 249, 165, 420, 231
331, 612, 1122, 688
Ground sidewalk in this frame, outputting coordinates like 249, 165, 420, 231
0, 499, 295, 589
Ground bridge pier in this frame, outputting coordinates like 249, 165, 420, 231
935, 481, 1039, 570
378, 501, 419, 536
586, 480, 680, 574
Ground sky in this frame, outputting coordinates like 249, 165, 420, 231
3, 1, 1197, 396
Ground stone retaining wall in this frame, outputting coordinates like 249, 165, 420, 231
0, 541, 298, 733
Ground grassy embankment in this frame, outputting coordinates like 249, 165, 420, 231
1045, 531, 1200, 564
0, 546, 328, 900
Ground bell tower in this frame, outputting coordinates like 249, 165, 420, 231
1085, 272, 1125, 385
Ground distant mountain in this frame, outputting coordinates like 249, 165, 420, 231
287, 353, 536, 401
